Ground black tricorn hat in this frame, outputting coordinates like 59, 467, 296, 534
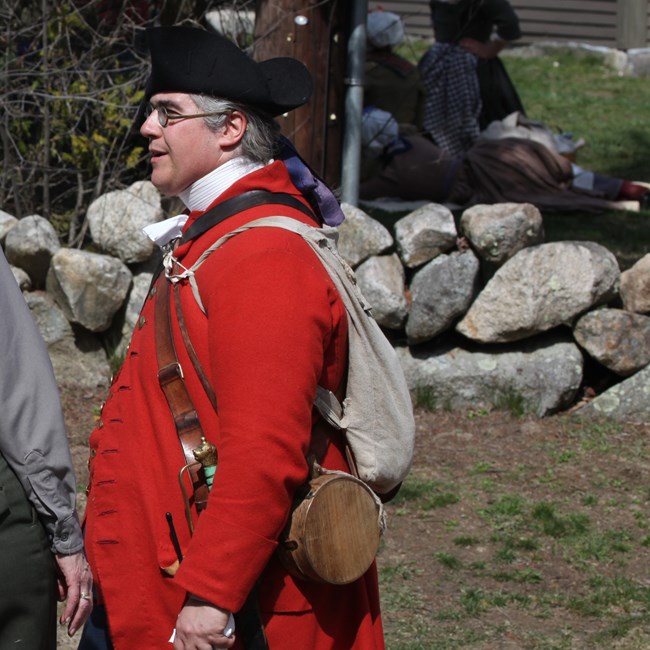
143, 26, 313, 117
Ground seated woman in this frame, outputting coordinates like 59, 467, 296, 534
419, 0, 525, 156
359, 107, 649, 212
364, 10, 425, 134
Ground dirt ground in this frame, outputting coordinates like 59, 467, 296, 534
57, 387, 650, 649
378, 408, 650, 649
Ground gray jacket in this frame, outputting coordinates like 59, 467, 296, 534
0, 248, 82, 554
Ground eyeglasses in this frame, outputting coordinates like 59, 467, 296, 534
144, 104, 224, 128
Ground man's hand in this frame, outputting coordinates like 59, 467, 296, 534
459, 37, 505, 59
174, 596, 236, 650
54, 551, 93, 636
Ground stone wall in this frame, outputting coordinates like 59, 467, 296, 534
2, 182, 649, 420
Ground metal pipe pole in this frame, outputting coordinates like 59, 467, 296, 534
340, 0, 368, 206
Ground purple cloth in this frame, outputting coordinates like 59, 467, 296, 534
278, 136, 345, 227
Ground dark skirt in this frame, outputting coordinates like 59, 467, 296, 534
476, 57, 526, 129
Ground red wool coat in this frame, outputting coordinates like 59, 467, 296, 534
84, 161, 385, 649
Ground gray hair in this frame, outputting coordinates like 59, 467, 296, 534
191, 94, 279, 164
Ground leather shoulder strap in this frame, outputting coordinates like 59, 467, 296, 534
154, 277, 211, 518
180, 190, 316, 245
174, 282, 218, 413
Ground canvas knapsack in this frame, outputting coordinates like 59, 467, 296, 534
167, 216, 416, 495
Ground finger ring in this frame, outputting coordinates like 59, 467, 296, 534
81, 592, 91, 601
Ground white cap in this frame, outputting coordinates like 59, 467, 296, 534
362, 107, 399, 157
367, 11, 405, 49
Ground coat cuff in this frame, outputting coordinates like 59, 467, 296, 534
173, 515, 278, 613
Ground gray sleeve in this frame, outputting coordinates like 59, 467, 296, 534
0, 248, 83, 554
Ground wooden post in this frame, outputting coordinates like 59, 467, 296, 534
253, 0, 348, 187
617, 0, 649, 49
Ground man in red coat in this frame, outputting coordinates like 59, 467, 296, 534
79, 25, 384, 650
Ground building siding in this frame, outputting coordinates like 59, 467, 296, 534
370, 0, 650, 49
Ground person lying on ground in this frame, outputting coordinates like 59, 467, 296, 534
360, 107, 649, 213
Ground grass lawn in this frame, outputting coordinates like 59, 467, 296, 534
505, 50, 650, 183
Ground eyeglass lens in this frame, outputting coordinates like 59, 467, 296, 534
144, 104, 169, 127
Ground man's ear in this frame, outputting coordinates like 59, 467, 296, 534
218, 111, 248, 148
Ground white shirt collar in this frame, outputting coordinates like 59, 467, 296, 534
178, 157, 265, 212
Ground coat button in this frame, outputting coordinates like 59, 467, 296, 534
138, 315, 146, 329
